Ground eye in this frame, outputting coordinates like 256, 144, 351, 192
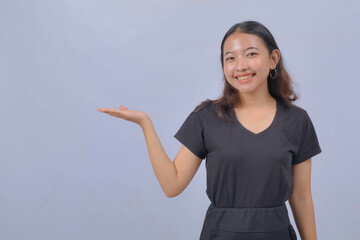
225, 57, 234, 61
247, 52, 257, 57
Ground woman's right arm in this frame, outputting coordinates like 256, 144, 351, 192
140, 118, 202, 198
98, 106, 202, 198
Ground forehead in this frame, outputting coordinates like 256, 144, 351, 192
223, 32, 267, 52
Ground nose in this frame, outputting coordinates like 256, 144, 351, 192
235, 58, 248, 71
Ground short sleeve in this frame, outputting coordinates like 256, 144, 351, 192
174, 110, 208, 160
292, 112, 322, 165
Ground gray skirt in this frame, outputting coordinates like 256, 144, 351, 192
199, 203, 297, 240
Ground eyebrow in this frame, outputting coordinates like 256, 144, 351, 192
224, 47, 259, 56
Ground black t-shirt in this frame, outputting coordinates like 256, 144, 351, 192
174, 98, 322, 208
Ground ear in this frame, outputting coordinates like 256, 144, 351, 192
270, 49, 280, 69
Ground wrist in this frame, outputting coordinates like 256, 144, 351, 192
139, 115, 152, 129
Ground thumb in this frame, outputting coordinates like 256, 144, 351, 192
118, 105, 128, 110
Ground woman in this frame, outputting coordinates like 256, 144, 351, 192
98, 21, 322, 240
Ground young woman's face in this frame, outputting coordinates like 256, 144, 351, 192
222, 32, 278, 97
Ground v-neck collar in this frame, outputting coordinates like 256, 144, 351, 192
231, 99, 280, 139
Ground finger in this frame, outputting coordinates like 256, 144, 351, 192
118, 105, 128, 110
98, 108, 116, 113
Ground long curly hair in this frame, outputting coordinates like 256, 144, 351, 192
192, 21, 298, 121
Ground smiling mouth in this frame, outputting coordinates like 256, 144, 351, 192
236, 73, 255, 81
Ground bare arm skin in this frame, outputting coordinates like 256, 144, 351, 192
140, 118, 202, 197
98, 106, 202, 198
289, 158, 317, 240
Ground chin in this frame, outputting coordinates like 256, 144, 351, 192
238, 90, 256, 95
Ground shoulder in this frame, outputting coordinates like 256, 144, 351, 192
191, 100, 217, 115
187, 100, 220, 126
277, 99, 313, 132
279, 99, 309, 120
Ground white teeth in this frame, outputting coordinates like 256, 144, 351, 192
237, 74, 254, 81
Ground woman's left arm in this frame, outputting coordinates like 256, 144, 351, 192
289, 158, 317, 240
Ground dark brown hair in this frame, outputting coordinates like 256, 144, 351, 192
193, 21, 298, 121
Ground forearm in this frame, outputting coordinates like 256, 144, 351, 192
140, 118, 178, 197
289, 196, 317, 240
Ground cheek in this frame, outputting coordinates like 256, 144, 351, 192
252, 58, 263, 68
223, 65, 234, 76
252, 58, 269, 71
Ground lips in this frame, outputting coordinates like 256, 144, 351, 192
236, 73, 256, 81
235, 73, 255, 78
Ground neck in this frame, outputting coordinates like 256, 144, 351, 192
237, 92, 275, 110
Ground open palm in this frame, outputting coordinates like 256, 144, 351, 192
98, 105, 149, 126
